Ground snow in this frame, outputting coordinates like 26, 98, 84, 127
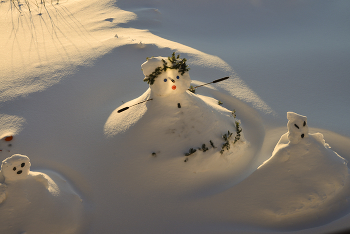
286, 112, 309, 144
1, 0, 350, 233
0, 154, 84, 234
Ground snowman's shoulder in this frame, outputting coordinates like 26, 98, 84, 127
30, 171, 49, 188
105, 89, 152, 137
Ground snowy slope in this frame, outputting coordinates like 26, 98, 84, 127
1, 0, 350, 233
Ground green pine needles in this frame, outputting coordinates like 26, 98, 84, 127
188, 85, 196, 93
144, 52, 190, 85
184, 140, 215, 162
197, 144, 209, 152
220, 121, 242, 154
144, 66, 163, 85
210, 140, 216, 148
166, 52, 190, 75
185, 148, 197, 156
234, 121, 242, 144
220, 130, 233, 154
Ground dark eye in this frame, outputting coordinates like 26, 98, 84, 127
21, 163, 25, 167
294, 124, 300, 129
164, 79, 167, 82
13, 167, 16, 171
303, 121, 306, 127
176, 76, 180, 79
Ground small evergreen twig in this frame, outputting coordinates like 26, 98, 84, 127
210, 140, 216, 148
184, 148, 197, 162
231, 109, 236, 118
218, 100, 223, 105
197, 144, 208, 152
234, 121, 242, 144
220, 131, 233, 154
185, 148, 197, 156
188, 85, 196, 93
222, 130, 233, 142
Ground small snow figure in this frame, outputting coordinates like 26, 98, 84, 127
142, 53, 191, 99
287, 112, 308, 144
1, 154, 31, 182
0, 154, 84, 233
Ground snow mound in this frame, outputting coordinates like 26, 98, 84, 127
207, 112, 350, 231
254, 112, 350, 225
260, 133, 349, 216
105, 54, 247, 167
0, 154, 84, 234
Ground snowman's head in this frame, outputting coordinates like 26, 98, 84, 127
287, 112, 309, 144
1, 154, 31, 182
142, 53, 191, 97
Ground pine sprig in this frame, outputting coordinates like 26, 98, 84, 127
185, 148, 197, 156
197, 144, 209, 152
220, 120, 242, 154
144, 66, 163, 85
234, 121, 242, 144
220, 130, 233, 154
188, 85, 196, 93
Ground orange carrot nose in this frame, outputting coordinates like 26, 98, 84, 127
4, 136, 13, 141
172, 85, 176, 90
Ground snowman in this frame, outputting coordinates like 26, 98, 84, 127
249, 112, 350, 221
105, 52, 247, 163
0, 154, 50, 205
142, 53, 191, 108
0, 154, 84, 233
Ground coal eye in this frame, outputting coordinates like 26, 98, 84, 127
164, 79, 167, 82
294, 124, 300, 129
21, 163, 25, 167
303, 121, 306, 127
176, 76, 180, 79
13, 167, 16, 171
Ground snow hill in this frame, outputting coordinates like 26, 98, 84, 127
1, 0, 350, 233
